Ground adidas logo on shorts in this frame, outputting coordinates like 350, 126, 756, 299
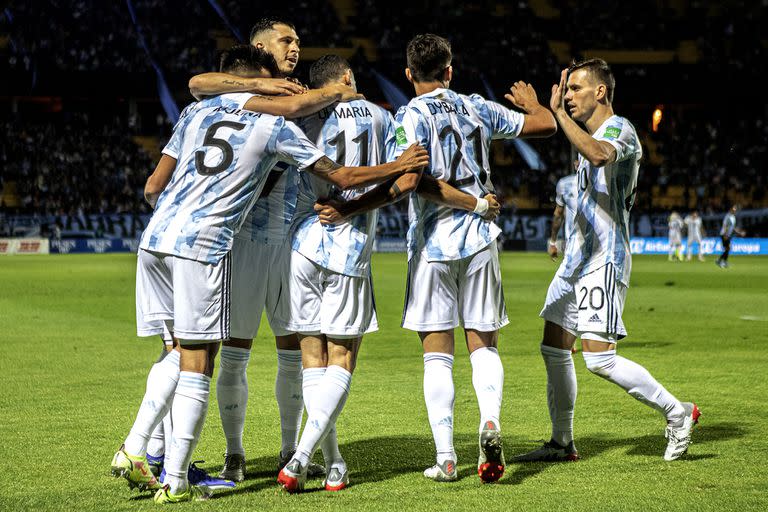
588, 313, 601, 323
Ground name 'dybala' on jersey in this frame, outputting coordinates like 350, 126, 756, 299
425, 100, 470, 116
319, 105, 373, 120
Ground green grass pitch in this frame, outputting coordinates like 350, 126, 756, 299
1, 253, 767, 511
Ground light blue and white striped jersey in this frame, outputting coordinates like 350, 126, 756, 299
560, 115, 642, 286
555, 173, 578, 241
140, 93, 326, 264
668, 213, 683, 239
238, 163, 299, 245
720, 213, 736, 237
291, 99, 397, 277
395, 88, 524, 261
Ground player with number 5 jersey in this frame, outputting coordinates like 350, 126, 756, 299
123, 45, 429, 504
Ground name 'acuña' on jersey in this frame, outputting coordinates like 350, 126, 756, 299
560, 115, 642, 286
394, 88, 524, 262
140, 93, 326, 264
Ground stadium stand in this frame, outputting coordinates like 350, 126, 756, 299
1, 0, 766, 240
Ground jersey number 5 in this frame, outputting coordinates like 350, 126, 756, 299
195, 121, 247, 175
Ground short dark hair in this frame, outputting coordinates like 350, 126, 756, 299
309, 54, 351, 89
569, 58, 615, 103
406, 34, 451, 83
219, 44, 279, 76
249, 17, 296, 44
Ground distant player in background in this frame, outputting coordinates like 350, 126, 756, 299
547, 163, 578, 260
394, 34, 557, 483
684, 211, 706, 262
668, 211, 684, 261
516, 59, 699, 464
717, 205, 745, 268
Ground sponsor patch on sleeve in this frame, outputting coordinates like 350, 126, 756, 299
395, 126, 408, 146
603, 126, 622, 139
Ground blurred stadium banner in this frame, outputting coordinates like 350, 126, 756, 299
0, 238, 49, 255
27, 236, 768, 255
630, 237, 768, 255
48, 238, 140, 254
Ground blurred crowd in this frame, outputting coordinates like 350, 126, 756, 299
1, 1, 766, 216
0, 113, 151, 215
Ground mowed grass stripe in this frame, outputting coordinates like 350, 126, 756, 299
1, 253, 766, 511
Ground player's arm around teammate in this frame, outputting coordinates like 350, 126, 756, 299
314, 174, 500, 224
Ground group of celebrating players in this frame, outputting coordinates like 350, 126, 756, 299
109, 18, 700, 504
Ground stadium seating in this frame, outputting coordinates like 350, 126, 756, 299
1, 1, 766, 222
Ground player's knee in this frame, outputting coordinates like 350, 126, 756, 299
582, 350, 616, 378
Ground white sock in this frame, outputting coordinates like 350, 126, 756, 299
147, 422, 165, 459
583, 350, 685, 424
469, 346, 504, 431
276, 349, 304, 456
147, 347, 170, 458
423, 352, 456, 465
541, 344, 577, 446
124, 350, 180, 456
217, 346, 250, 456
294, 365, 351, 467
164, 372, 211, 494
303, 367, 345, 470
162, 409, 173, 461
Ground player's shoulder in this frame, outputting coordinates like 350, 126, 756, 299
351, 99, 392, 122
603, 115, 638, 138
461, 92, 490, 109
558, 173, 577, 187
368, 100, 396, 122
395, 100, 424, 122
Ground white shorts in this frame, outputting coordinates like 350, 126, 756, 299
669, 233, 682, 245
540, 263, 627, 342
687, 237, 702, 245
282, 251, 378, 338
136, 319, 174, 346
229, 236, 292, 339
135, 249, 231, 344
402, 241, 508, 332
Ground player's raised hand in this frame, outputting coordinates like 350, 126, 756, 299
505, 81, 540, 113
396, 144, 430, 172
549, 69, 568, 114
483, 193, 501, 220
250, 78, 306, 96
314, 199, 346, 225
